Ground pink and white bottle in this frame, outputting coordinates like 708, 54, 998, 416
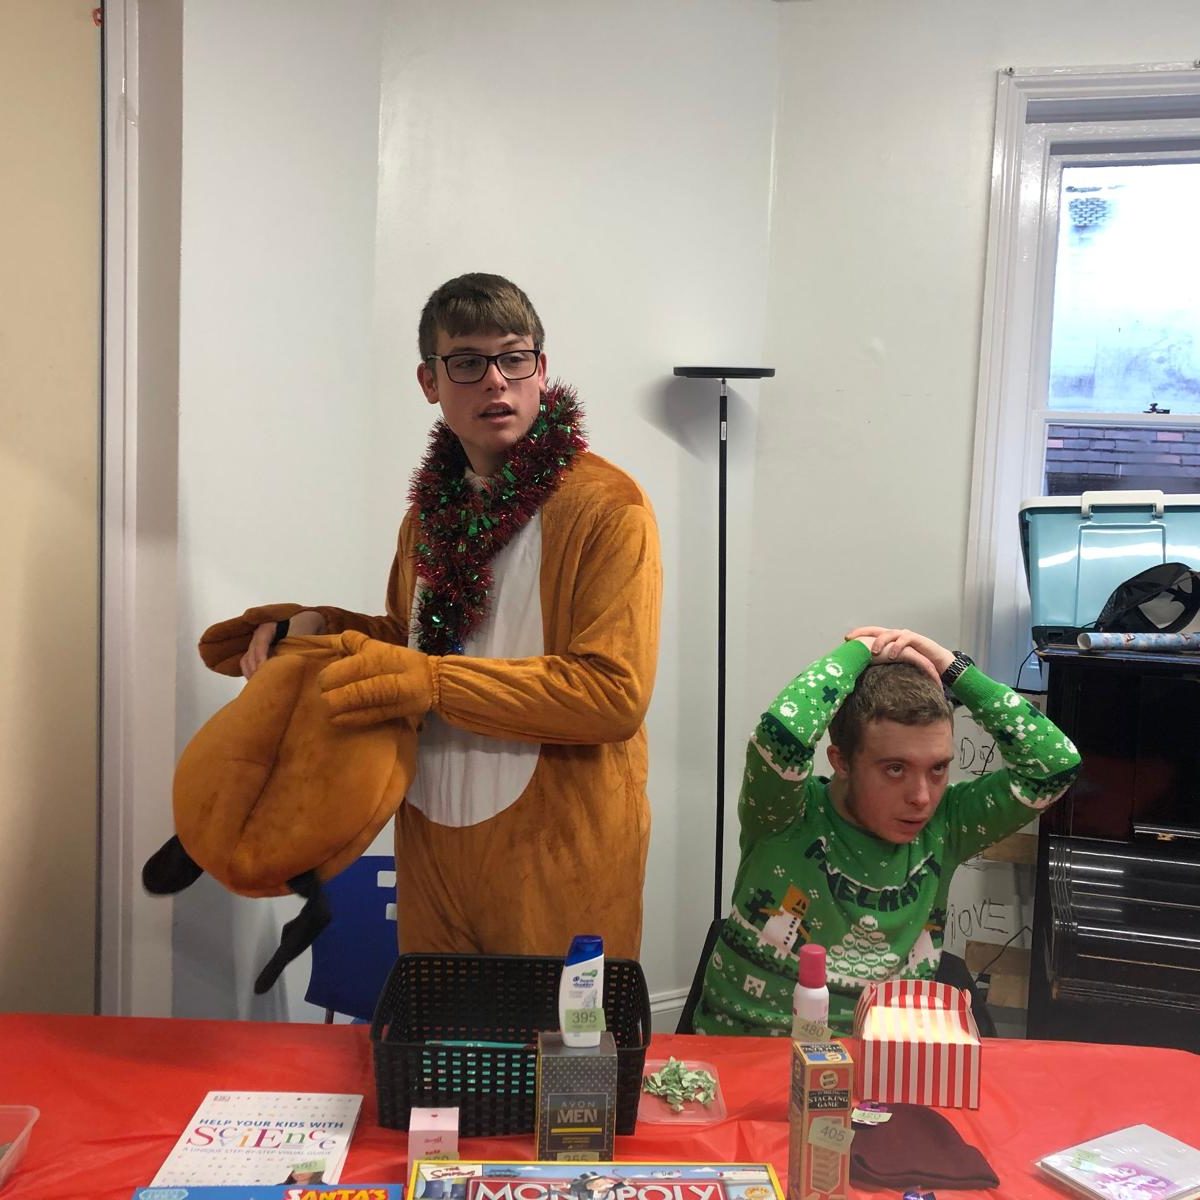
791, 943, 830, 1040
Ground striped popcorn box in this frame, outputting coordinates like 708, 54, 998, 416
852, 980, 982, 1109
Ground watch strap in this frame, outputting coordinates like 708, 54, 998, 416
940, 650, 974, 688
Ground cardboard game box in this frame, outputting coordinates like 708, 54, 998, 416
408, 1161, 785, 1200
853, 979, 981, 1109
787, 1041, 853, 1200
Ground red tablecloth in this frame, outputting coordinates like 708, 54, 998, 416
0, 1014, 1196, 1200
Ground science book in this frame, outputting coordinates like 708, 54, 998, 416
149, 1091, 362, 1187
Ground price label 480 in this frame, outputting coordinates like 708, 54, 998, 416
562, 1007, 607, 1033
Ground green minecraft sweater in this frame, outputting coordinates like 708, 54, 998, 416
694, 640, 1080, 1036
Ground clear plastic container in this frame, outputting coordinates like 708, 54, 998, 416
0, 1106, 39, 1190
638, 1058, 727, 1126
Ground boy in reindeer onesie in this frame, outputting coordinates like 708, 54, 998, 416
235, 273, 661, 958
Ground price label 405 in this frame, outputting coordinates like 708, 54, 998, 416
809, 1116, 854, 1156
563, 1007, 607, 1033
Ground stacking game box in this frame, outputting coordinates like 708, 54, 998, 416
787, 1042, 853, 1200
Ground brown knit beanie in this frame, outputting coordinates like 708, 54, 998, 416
850, 1102, 1000, 1190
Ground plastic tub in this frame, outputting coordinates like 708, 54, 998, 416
0, 1106, 39, 1190
1019, 490, 1200, 645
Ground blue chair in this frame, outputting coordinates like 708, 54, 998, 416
304, 854, 399, 1022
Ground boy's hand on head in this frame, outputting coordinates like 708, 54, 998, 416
845, 626, 952, 684
850, 632, 935, 679
318, 630, 438, 726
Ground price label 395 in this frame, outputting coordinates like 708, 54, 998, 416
563, 1007, 607, 1033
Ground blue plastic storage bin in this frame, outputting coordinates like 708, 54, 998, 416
1019, 490, 1200, 646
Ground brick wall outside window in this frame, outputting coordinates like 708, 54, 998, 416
1045, 423, 1200, 495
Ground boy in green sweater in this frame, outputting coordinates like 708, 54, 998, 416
694, 626, 1080, 1036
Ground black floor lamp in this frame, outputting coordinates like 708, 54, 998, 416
673, 366, 775, 924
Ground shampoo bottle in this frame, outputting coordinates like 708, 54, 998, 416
559, 934, 605, 1048
792, 942, 830, 1040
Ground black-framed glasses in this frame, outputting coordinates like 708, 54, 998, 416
426, 348, 541, 385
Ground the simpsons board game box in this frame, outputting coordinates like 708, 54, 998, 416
408, 1161, 786, 1200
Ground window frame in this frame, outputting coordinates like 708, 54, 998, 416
964, 63, 1200, 687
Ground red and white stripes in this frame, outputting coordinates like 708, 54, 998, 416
853, 980, 982, 1109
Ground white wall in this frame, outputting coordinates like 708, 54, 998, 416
174, 0, 388, 1017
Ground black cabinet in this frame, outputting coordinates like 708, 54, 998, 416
1028, 648, 1200, 1050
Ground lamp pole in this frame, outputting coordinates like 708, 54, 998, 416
673, 366, 775, 922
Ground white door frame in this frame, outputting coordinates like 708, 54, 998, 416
99, 0, 181, 1016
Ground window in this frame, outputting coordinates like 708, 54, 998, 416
965, 65, 1200, 689
1045, 160, 1200, 497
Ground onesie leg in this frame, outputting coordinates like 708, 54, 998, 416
394, 781, 649, 959
393, 804, 481, 952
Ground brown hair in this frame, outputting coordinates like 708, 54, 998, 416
828, 663, 953, 760
418, 273, 545, 360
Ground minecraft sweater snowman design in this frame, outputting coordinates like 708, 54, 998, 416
694, 639, 1081, 1036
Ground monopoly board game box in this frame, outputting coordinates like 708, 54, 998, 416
408, 1161, 786, 1200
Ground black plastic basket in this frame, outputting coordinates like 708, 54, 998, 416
369, 953, 651, 1137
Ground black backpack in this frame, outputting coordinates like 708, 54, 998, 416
1093, 561, 1200, 634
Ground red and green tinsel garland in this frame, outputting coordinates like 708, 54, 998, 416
409, 383, 587, 655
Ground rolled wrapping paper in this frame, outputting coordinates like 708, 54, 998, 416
1077, 631, 1200, 651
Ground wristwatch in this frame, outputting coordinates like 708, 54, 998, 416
940, 650, 974, 688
